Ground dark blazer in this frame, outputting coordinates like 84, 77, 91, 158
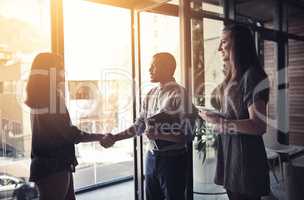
29, 106, 89, 182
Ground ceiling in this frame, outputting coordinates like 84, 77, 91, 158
198, 0, 304, 23
88, 0, 170, 10
88, 0, 304, 21
236, 0, 276, 22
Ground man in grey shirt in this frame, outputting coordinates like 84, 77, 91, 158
103, 52, 196, 200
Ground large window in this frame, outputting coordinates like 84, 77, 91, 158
63, 0, 134, 193
0, 0, 51, 198
140, 12, 181, 94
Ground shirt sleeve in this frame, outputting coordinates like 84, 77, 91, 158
167, 86, 198, 142
243, 68, 269, 107
133, 96, 147, 136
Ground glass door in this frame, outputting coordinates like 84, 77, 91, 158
63, 1, 134, 196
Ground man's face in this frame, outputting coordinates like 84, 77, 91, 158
218, 31, 233, 64
149, 57, 163, 83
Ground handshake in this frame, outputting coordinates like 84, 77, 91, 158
99, 133, 116, 148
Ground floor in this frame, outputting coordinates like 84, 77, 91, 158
76, 181, 134, 200
75, 145, 304, 200
76, 151, 304, 200
76, 172, 287, 200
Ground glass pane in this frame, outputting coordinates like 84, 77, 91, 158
63, 0, 134, 194
192, 18, 224, 107
263, 41, 278, 146
0, 0, 51, 199
191, 18, 226, 196
140, 12, 181, 96
191, 0, 223, 15
288, 5, 304, 36
288, 39, 304, 144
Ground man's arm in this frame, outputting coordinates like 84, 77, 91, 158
146, 131, 186, 143
113, 126, 137, 141
100, 125, 141, 148
100, 114, 146, 148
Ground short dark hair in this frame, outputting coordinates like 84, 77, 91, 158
153, 52, 176, 76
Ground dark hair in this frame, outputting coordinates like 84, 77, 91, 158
25, 53, 64, 108
223, 24, 264, 79
211, 24, 268, 109
153, 52, 176, 76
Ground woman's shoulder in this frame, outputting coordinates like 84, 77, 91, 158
241, 67, 270, 104
242, 67, 256, 78
242, 67, 268, 85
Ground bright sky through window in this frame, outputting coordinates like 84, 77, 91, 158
64, 0, 131, 80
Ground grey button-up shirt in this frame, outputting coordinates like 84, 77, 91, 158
133, 79, 194, 151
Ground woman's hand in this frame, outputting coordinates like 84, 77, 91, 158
213, 124, 225, 133
199, 111, 228, 134
198, 110, 223, 124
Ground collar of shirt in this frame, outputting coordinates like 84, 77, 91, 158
158, 78, 177, 90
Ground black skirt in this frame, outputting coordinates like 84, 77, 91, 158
214, 133, 270, 196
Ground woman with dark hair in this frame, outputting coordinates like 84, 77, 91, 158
25, 53, 110, 200
199, 24, 270, 200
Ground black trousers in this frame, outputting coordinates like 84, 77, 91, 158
36, 170, 76, 200
145, 150, 187, 200
227, 190, 261, 200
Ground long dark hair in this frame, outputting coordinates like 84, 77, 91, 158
25, 53, 64, 109
211, 24, 268, 109
225, 24, 264, 79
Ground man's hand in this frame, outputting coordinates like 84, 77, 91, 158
145, 131, 159, 140
144, 126, 160, 140
198, 110, 224, 124
100, 133, 116, 148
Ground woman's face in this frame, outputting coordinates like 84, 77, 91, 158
218, 31, 233, 64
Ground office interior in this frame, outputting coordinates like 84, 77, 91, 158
0, 0, 304, 199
